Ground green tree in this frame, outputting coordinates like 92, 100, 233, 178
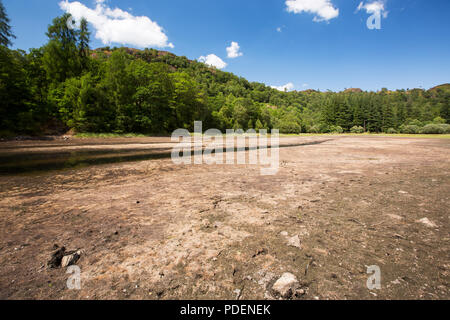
42, 14, 87, 83
78, 18, 90, 70
127, 61, 175, 133
0, 0, 15, 47
171, 72, 206, 130
0, 47, 33, 133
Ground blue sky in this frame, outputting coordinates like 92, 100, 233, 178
4, 0, 450, 91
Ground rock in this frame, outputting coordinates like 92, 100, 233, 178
47, 246, 66, 268
272, 273, 299, 298
398, 190, 408, 194
387, 214, 403, 221
61, 250, 82, 268
417, 218, 438, 228
233, 289, 242, 300
295, 288, 305, 297
252, 247, 268, 258
287, 235, 301, 249
279, 231, 288, 237
202, 219, 211, 228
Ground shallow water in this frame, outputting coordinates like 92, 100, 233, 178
0, 140, 330, 175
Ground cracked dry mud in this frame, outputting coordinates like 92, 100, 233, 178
0, 136, 449, 299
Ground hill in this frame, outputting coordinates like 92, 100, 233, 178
2, 38, 449, 136
429, 83, 450, 92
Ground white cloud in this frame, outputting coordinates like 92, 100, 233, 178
271, 83, 295, 92
226, 41, 243, 59
356, 1, 389, 18
198, 54, 227, 69
302, 83, 309, 88
276, 27, 282, 32
286, 0, 339, 22
59, 0, 174, 48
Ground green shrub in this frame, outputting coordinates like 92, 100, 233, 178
406, 119, 423, 127
386, 128, 397, 134
319, 124, 332, 133
278, 121, 301, 134
350, 126, 365, 134
308, 124, 329, 133
329, 125, 344, 134
432, 117, 446, 124
399, 125, 421, 134
308, 125, 321, 133
420, 124, 449, 134
441, 124, 450, 134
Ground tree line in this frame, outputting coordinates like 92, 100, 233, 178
0, 5, 449, 136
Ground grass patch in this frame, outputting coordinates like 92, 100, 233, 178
279, 133, 450, 139
75, 133, 149, 139
73, 132, 450, 139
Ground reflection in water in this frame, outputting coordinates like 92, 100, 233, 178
0, 140, 330, 175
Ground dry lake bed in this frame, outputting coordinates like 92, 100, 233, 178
0, 135, 449, 299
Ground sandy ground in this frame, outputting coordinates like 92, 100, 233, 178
0, 135, 449, 300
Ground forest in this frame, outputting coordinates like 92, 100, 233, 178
0, 6, 449, 137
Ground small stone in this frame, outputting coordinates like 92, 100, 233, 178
417, 218, 438, 228
202, 219, 211, 228
272, 273, 299, 298
233, 289, 241, 300
387, 214, 403, 221
295, 288, 305, 297
252, 247, 268, 258
280, 231, 288, 237
287, 235, 301, 249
